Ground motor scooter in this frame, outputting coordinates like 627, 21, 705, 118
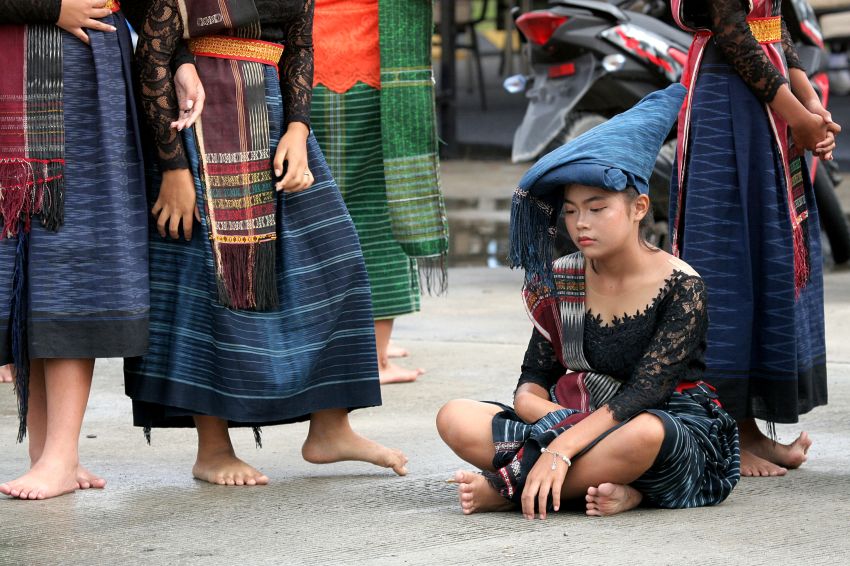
507, 0, 850, 262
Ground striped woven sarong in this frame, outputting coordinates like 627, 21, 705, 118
1, 12, 149, 441
124, 65, 381, 432
311, 84, 420, 319
310, 0, 424, 319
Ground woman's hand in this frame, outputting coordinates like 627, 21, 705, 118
152, 168, 200, 240
58, 0, 116, 45
790, 111, 829, 153
272, 122, 313, 193
171, 63, 205, 131
521, 449, 570, 520
801, 98, 841, 160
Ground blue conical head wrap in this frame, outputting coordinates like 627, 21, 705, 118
508, 84, 686, 282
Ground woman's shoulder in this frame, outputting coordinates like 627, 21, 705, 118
665, 255, 701, 279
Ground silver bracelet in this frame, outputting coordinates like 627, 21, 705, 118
540, 447, 572, 470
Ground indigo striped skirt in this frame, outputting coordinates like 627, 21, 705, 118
124, 66, 382, 431
671, 53, 827, 423
0, 14, 149, 362
487, 385, 740, 509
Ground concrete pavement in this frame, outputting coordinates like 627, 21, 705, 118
1, 260, 849, 565
3, 152, 850, 564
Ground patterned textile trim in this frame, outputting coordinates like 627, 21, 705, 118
0, 25, 64, 239
189, 36, 283, 67
523, 253, 623, 410
747, 16, 781, 44
179, 1, 279, 310
312, 0, 380, 92
379, 0, 449, 293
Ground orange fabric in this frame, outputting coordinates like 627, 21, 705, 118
313, 0, 381, 92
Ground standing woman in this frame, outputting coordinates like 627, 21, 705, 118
670, 0, 840, 476
124, 0, 407, 485
0, 0, 149, 499
310, 0, 449, 384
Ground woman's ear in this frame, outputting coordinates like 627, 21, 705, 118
633, 193, 650, 221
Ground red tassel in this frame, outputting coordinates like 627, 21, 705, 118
792, 223, 809, 297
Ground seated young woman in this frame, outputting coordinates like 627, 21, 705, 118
436, 85, 741, 520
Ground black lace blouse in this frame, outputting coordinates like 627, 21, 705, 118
687, 0, 804, 103
517, 272, 708, 422
0, 0, 60, 24
127, 0, 313, 171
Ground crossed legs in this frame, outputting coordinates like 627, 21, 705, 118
436, 399, 664, 517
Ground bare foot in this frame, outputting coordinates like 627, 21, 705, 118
0, 461, 78, 500
192, 450, 269, 486
453, 470, 513, 515
585, 483, 643, 517
387, 342, 409, 358
75, 465, 107, 490
740, 449, 787, 477
0, 364, 14, 383
379, 361, 424, 385
302, 428, 408, 476
741, 426, 811, 469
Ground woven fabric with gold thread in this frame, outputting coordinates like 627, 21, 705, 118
179, 0, 279, 310
747, 16, 781, 43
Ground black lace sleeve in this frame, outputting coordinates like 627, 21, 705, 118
280, 0, 313, 128
135, 0, 189, 171
122, 2, 194, 73
0, 0, 60, 23
516, 328, 566, 393
606, 276, 708, 422
708, 0, 789, 103
781, 20, 804, 71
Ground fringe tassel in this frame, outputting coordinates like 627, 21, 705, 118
215, 240, 278, 311
0, 159, 34, 238
417, 254, 448, 296
143, 426, 152, 445
38, 173, 65, 232
508, 189, 558, 284
10, 230, 30, 443
0, 159, 65, 237
765, 421, 777, 443
792, 223, 809, 297
252, 426, 263, 449
253, 240, 278, 311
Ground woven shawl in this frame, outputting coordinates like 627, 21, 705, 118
523, 252, 622, 412
0, 24, 64, 239
179, 0, 279, 310
378, 0, 449, 292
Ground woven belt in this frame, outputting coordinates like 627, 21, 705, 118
747, 16, 782, 44
188, 36, 284, 67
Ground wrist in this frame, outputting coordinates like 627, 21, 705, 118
286, 121, 309, 138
